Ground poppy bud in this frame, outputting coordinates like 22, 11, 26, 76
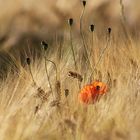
108, 27, 111, 35
82, 0, 86, 7
26, 57, 31, 65
90, 24, 94, 32
68, 18, 73, 26
41, 41, 48, 51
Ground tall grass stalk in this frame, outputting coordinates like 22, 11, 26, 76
80, 1, 93, 72
90, 28, 111, 81
26, 57, 37, 86
44, 54, 54, 95
68, 18, 82, 89
68, 18, 78, 71
45, 58, 58, 82
119, 0, 132, 47
41, 41, 54, 96
89, 24, 94, 58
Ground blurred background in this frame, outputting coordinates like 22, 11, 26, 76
0, 0, 140, 51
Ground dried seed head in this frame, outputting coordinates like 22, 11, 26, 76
41, 41, 48, 51
82, 0, 86, 7
90, 24, 94, 32
26, 57, 31, 65
65, 89, 69, 97
68, 71, 83, 82
55, 81, 61, 101
35, 87, 50, 101
108, 27, 112, 35
49, 100, 60, 107
68, 18, 73, 26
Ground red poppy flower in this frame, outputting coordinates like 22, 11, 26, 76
79, 81, 108, 104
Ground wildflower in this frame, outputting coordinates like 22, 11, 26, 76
79, 81, 108, 104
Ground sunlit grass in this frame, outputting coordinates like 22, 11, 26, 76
0, 1, 140, 139
0, 29, 140, 140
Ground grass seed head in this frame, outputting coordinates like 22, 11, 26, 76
35, 87, 49, 101
49, 100, 60, 107
55, 80, 61, 101
68, 71, 83, 82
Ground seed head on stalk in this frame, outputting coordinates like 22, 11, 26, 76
41, 41, 54, 96
26, 57, 36, 86
68, 18, 73, 26
89, 24, 95, 32
82, 0, 86, 7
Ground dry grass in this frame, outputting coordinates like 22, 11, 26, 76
0, 1, 140, 139
0, 28, 140, 140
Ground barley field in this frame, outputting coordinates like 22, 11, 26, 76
0, 1, 140, 140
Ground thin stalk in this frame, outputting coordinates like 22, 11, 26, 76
90, 34, 111, 81
88, 27, 94, 82
68, 18, 81, 89
119, 0, 132, 47
95, 36, 110, 68
28, 63, 37, 87
80, 5, 93, 72
89, 31, 94, 58
120, 0, 126, 21
44, 52, 54, 96
70, 26, 78, 71
45, 58, 58, 82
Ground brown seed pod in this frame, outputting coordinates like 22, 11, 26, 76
68, 18, 73, 26
26, 57, 31, 65
108, 27, 112, 35
82, 0, 86, 7
90, 24, 94, 32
